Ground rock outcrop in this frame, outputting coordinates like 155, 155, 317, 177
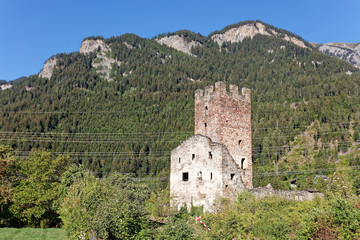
92, 51, 121, 82
79, 39, 120, 81
38, 57, 57, 79
80, 39, 108, 54
317, 42, 360, 69
156, 35, 201, 56
211, 22, 308, 49
0, 83, 12, 90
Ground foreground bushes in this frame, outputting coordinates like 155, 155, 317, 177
196, 192, 360, 240
60, 171, 151, 239
2, 148, 360, 239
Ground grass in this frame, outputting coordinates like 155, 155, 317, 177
0, 228, 68, 240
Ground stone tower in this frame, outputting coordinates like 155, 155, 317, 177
194, 82, 252, 188
170, 81, 252, 212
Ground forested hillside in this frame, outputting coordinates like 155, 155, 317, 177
0, 20, 359, 189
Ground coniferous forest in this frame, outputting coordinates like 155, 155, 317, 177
1, 21, 360, 239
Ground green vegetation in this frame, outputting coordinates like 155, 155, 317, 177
198, 192, 360, 239
60, 171, 151, 239
0, 228, 67, 240
0, 29, 358, 183
0, 22, 360, 238
9, 151, 69, 228
1, 148, 360, 239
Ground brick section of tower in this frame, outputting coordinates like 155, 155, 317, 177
194, 82, 252, 188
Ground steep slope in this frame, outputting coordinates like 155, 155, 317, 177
315, 42, 360, 69
155, 30, 206, 56
210, 20, 310, 48
0, 23, 359, 187
155, 21, 310, 56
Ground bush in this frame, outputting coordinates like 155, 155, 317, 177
60, 173, 151, 239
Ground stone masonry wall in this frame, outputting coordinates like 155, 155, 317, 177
194, 82, 252, 188
170, 135, 245, 212
250, 187, 324, 201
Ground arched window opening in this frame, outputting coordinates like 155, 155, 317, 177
241, 158, 246, 169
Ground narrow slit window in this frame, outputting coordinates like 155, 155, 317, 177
210, 172, 213, 180
192, 154, 195, 160
205, 106, 208, 110
204, 123, 207, 127
238, 140, 242, 145
241, 158, 245, 169
178, 157, 181, 163
230, 173, 235, 180
182, 172, 189, 182
209, 151, 212, 159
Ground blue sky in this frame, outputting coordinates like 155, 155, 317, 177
0, 0, 359, 81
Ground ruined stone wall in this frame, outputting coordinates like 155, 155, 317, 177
220, 146, 246, 199
195, 82, 252, 188
250, 187, 324, 201
170, 135, 244, 212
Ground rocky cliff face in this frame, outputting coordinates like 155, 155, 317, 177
92, 51, 121, 82
80, 39, 108, 54
38, 57, 58, 79
211, 22, 308, 49
156, 35, 201, 56
38, 39, 118, 81
0, 83, 12, 90
317, 42, 360, 69
80, 39, 121, 81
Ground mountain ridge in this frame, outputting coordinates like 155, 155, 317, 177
34, 20, 359, 81
315, 42, 360, 69
0, 20, 359, 188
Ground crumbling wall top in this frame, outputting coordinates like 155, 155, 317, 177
195, 81, 250, 102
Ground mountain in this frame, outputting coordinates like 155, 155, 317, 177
314, 42, 360, 69
155, 21, 310, 56
0, 20, 359, 189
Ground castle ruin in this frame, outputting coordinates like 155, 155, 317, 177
170, 81, 252, 212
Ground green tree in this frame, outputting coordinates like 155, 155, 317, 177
0, 145, 19, 227
0, 145, 15, 205
10, 151, 69, 227
60, 173, 151, 239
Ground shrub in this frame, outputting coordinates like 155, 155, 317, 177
60, 173, 151, 239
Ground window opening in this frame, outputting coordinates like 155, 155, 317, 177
238, 140, 242, 145
192, 154, 195, 160
241, 158, 245, 169
178, 157, 181, 163
182, 172, 189, 181
197, 171, 202, 179
205, 106, 208, 110
209, 151, 212, 159
204, 123, 207, 127
226, 120, 229, 123
225, 185, 228, 188
210, 172, 213, 180
231, 173, 235, 180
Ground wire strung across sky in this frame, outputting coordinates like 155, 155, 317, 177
10, 164, 360, 182
1, 119, 359, 165
0, 123, 356, 140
